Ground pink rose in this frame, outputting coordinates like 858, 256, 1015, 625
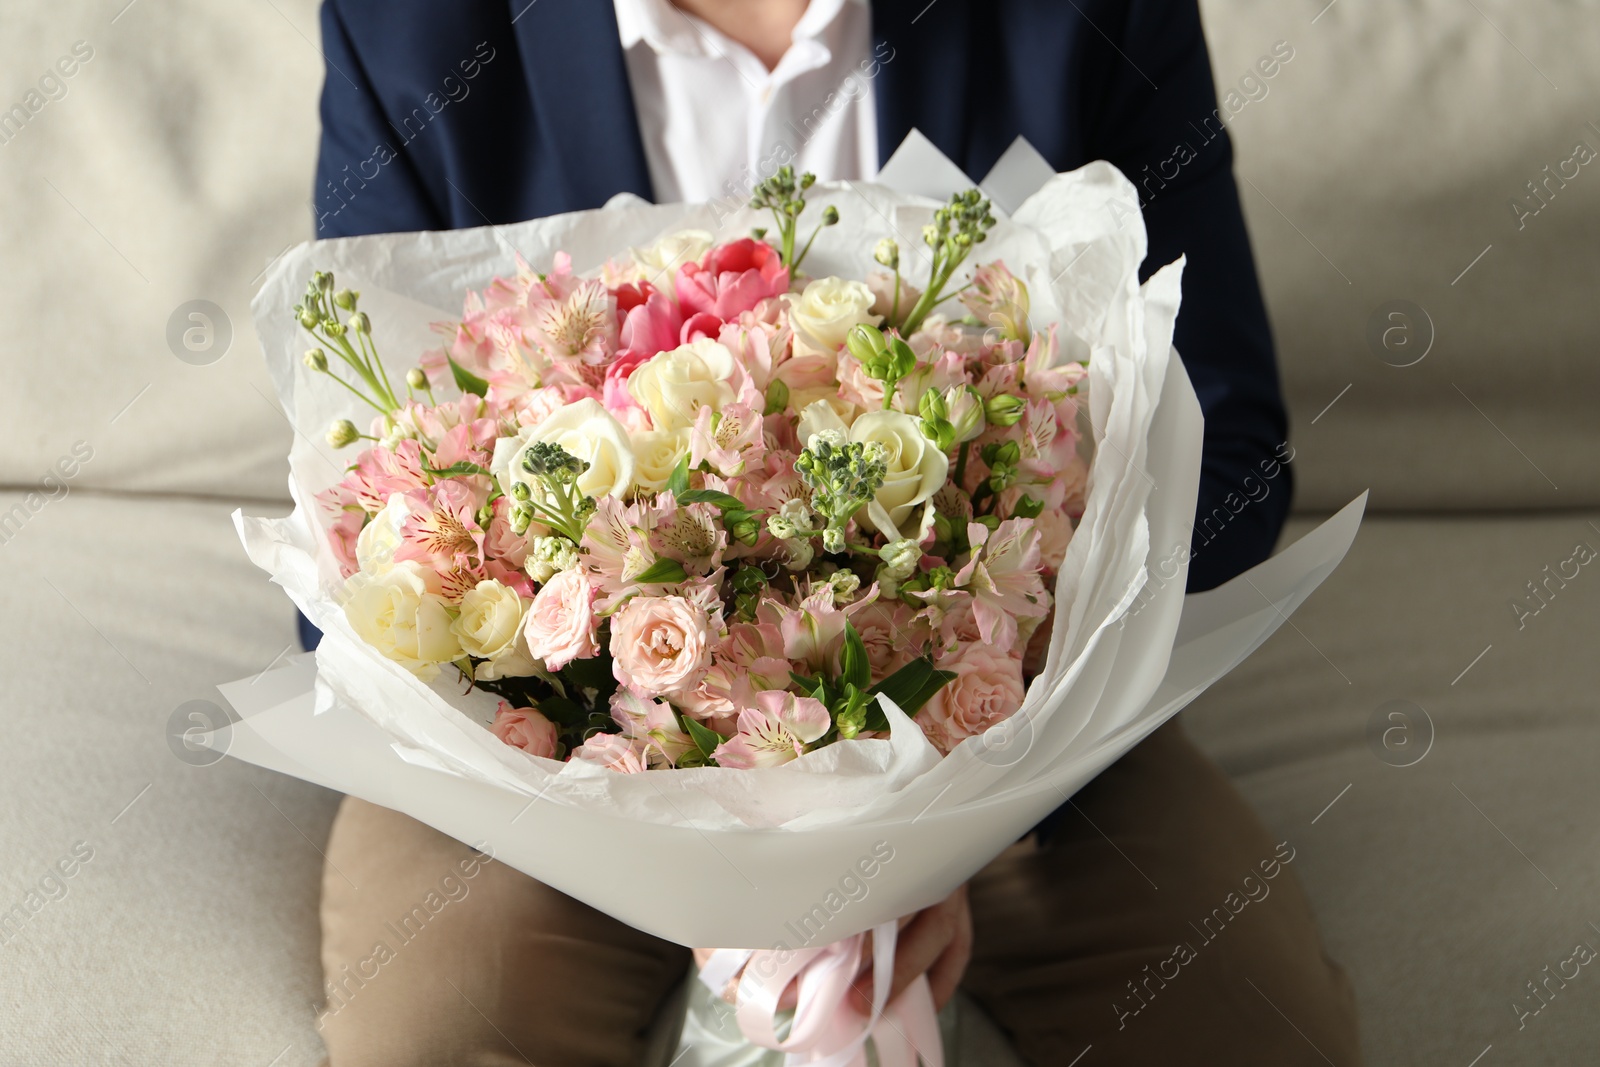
521, 568, 599, 670
610, 595, 712, 695
490, 702, 559, 759
573, 732, 648, 774
918, 645, 1027, 756
676, 238, 789, 321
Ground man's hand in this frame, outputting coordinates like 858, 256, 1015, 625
858, 884, 972, 1011
693, 884, 973, 1014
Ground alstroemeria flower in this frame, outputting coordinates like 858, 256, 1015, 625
393, 479, 487, 573
954, 519, 1051, 647
712, 690, 830, 769
610, 690, 694, 768
525, 252, 619, 365
689, 402, 764, 478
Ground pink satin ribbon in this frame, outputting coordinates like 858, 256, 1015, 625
698, 921, 944, 1067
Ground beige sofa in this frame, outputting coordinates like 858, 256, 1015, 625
2, 2, 1595, 1063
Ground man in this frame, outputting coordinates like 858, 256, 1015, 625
307, 1, 1360, 1063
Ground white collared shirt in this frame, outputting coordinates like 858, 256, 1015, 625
612, 0, 879, 206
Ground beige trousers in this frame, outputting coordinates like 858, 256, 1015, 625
316, 720, 1361, 1065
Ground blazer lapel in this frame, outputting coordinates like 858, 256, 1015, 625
508, 0, 655, 207
871, 0, 974, 171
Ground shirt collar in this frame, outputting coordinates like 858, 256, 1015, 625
614, 0, 860, 60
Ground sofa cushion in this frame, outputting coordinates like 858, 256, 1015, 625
1197, 0, 1600, 510
1185, 510, 1600, 1062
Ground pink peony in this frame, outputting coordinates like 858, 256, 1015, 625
490, 702, 560, 759
521, 568, 599, 670
918, 645, 1027, 756
610, 595, 712, 696
712, 690, 831, 769
676, 238, 789, 322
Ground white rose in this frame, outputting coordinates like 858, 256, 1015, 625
450, 579, 527, 661
850, 410, 950, 541
491, 397, 636, 501
628, 338, 740, 431
342, 562, 463, 681
631, 428, 692, 493
629, 229, 713, 284
355, 494, 410, 576
785, 277, 880, 352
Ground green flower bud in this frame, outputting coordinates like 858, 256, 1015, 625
985, 394, 1027, 427
729, 512, 761, 547
918, 388, 949, 422
326, 419, 359, 449
405, 367, 428, 390
821, 205, 839, 226
873, 238, 900, 270
845, 323, 888, 368
314, 271, 335, 294
333, 288, 358, 310
348, 311, 370, 334
763, 378, 790, 416
297, 307, 319, 330
974, 513, 1002, 533
303, 348, 328, 373
1013, 494, 1046, 519
323, 321, 346, 338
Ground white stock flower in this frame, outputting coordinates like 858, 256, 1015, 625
491, 398, 636, 501
786, 277, 880, 352
849, 410, 950, 541
342, 562, 463, 681
628, 338, 740, 431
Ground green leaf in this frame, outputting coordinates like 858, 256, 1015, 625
423, 460, 494, 479
448, 355, 489, 397
869, 656, 957, 719
839, 621, 870, 691
633, 557, 689, 585
666, 454, 691, 497
683, 716, 724, 761
675, 488, 746, 511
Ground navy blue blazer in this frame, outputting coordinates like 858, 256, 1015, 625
310, 0, 1291, 601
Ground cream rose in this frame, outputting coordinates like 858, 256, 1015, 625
849, 410, 950, 540
630, 428, 692, 493
628, 338, 740, 431
610, 595, 711, 695
451, 579, 527, 662
343, 562, 463, 681
629, 229, 713, 284
355, 494, 410, 576
521, 568, 599, 671
786, 277, 880, 351
492, 397, 636, 501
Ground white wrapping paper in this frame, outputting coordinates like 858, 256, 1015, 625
221, 137, 1365, 950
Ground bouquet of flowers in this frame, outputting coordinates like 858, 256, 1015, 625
224, 139, 1363, 1066
305, 170, 1088, 777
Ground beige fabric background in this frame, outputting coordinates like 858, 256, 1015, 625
1, 2, 1596, 1065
